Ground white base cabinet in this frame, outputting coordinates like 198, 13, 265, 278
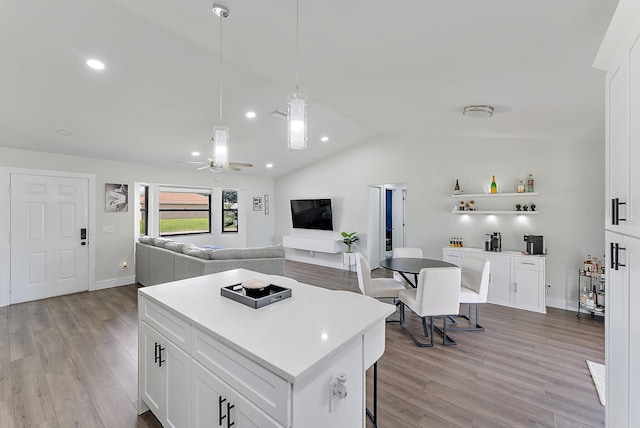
140, 322, 190, 428
442, 248, 546, 313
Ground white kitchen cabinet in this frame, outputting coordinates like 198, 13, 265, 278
514, 257, 545, 313
605, 232, 640, 428
191, 359, 281, 428
140, 322, 190, 428
442, 248, 546, 313
596, 3, 640, 425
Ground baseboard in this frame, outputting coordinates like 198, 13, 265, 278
545, 296, 575, 311
92, 275, 136, 291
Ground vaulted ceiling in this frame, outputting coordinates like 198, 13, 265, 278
0, 0, 618, 177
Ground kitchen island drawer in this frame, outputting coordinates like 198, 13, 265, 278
139, 296, 190, 351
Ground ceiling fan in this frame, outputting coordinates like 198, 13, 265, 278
175, 159, 253, 172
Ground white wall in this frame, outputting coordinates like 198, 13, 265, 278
0, 147, 275, 306
275, 134, 604, 310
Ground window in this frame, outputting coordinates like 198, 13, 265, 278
159, 188, 211, 236
222, 190, 238, 233
139, 184, 149, 235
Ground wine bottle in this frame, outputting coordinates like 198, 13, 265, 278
490, 175, 497, 194
454, 179, 460, 195
527, 174, 534, 192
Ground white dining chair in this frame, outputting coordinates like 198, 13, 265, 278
398, 266, 461, 347
392, 247, 423, 287
448, 256, 490, 331
355, 253, 406, 299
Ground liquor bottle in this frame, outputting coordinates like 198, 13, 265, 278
490, 175, 497, 194
527, 174, 535, 192
517, 179, 525, 193
454, 179, 461, 195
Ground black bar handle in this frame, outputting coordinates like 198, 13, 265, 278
227, 402, 235, 427
610, 242, 616, 269
617, 244, 627, 268
219, 396, 227, 426
158, 346, 165, 367
154, 342, 159, 364
612, 198, 627, 225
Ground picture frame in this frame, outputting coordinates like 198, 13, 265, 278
253, 196, 263, 211
264, 194, 270, 215
105, 183, 128, 212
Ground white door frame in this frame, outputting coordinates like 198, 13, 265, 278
0, 167, 96, 307
367, 183, 407, 268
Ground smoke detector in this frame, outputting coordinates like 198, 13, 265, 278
463, 105, 494, 118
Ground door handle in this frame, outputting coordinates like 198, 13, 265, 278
612, 198, 627, 225
219, 396, 227, 426
158, 346, 165, 367
226, 402, 235, 427
615, 243, 626, 270
80, 228, 87, 239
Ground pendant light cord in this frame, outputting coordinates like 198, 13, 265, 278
219, 13, 223, 126
295, 0, 299, 93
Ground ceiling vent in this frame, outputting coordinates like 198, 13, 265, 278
269, 108, 289, 121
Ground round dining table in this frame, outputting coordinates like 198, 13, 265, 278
379, 257, 459, 287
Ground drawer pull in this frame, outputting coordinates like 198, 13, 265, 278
227, 402, 235, 427
521, 262, 536, 265
219, 396, 226, 426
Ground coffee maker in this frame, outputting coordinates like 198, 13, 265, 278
485, 232, 502, 252
524, 235, 544, 255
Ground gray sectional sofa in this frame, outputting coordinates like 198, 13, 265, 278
135, 236, 285, 286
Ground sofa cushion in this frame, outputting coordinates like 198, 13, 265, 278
207, 246, 284, 260
183, 246, 208, 259
153, 237, 173, 248
165, 241, 187, 253
139, 236, 155, 245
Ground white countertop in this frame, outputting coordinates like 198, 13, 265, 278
138, 269, 395, 383
443, 246, 547, 258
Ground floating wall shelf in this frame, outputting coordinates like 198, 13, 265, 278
451, 192, 538, 198
451, 209, 538, 215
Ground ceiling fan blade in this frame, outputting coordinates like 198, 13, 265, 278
196, 165, 210, 170
229, 162, 253, 168
175, 160, 208, 165
227, 165, 241, 172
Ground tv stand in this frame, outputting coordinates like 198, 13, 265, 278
283, 235, 341, 254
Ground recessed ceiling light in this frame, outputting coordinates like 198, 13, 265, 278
86, 59, 105, 70
266, 163, 273, 168
246, 111, 256, 119
191, 151, 200, 157
463, 105, 494, 118
320, 136, 329, 142
56, 129, 73, 136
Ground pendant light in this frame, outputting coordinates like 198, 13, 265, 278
212, 4, 229, 167
288, 0, 307, 150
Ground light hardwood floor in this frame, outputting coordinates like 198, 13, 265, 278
0, 261, 604, 427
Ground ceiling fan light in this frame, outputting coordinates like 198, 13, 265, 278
213, 126, 229, 167
288, 93, 307, 150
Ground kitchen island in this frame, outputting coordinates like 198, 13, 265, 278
137, 268, 395, 428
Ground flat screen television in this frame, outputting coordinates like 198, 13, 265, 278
290, 199, 333, 231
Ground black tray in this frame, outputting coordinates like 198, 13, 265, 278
221, 283, 291, 309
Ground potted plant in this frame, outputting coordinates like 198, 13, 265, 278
341, 232, 359, 253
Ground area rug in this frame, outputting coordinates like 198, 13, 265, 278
587, 360, 606, 406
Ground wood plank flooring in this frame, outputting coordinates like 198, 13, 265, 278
0, 261, 604, 427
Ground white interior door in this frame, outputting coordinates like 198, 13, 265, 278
10, 173, 89, 303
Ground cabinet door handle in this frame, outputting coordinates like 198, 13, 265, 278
615, 243, 626, 269
612, 198, 627, 225
610, 242, 616, 269
521, 262, 536, 265
226, 402, 235, 427
154, 342, 159, 364
514, 282, 518, 292
219, 396, 227, 426
158, 346, 165, 367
